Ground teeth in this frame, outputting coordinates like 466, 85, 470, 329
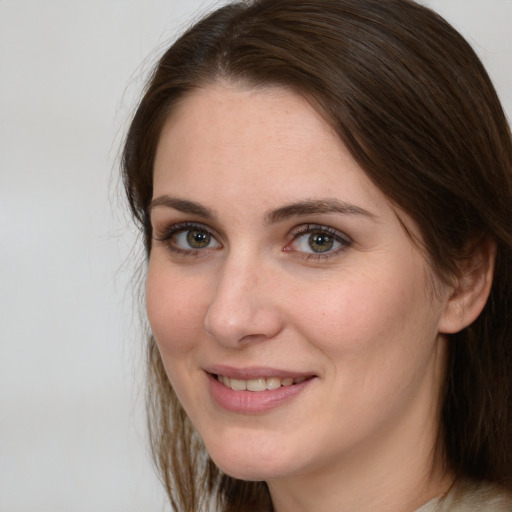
217, 375, 309, 391
247, 378, 267, 392
230, 378, 247, 391
266, 377, 281, 390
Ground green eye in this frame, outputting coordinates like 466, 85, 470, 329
170, 226, 221, 251
288, 225, 351, 257
308, 233, 334, 253
186, 229, 211, 248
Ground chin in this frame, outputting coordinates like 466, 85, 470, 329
204, 435, 303, 482
212, 458, 285, 482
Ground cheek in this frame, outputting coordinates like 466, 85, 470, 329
146, 260, 208, 353
291, 265, 437, 361
291, 268, 444, 431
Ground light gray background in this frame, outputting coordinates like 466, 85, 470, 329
1, 1, 510, 511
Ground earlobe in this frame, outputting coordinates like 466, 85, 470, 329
438, 238, 496, 334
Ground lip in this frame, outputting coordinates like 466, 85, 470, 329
205, 365, 314, 380
205, 366, 317, 414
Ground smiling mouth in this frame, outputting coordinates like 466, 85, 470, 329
215, 374, 312, 392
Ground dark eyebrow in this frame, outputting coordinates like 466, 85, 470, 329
149, 196, 375, 223
265, 199, 376, 224
149, 196, 216, 219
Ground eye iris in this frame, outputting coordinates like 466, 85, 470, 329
308, 232, 333, 253
187, 229, 210, 248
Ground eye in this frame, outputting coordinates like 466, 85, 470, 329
175, 228, 217, 250
293, 231, 341, 254
286, 225, 351, 258
154, 222, 221, 254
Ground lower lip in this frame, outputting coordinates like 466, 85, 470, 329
207, 373, 314, 414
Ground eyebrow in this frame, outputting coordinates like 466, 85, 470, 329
149, 195, 376, 223
265, 199, 376, 223
149, 196, 216, 219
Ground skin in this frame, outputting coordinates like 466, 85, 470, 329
146, 84, 460, 511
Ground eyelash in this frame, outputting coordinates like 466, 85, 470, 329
153, 222, 221, 257
285, 224, 352, 260
153, 222, 352, 260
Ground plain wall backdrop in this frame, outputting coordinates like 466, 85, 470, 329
0, 1, 510, 511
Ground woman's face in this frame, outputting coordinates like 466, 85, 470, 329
147, 84, 453, 485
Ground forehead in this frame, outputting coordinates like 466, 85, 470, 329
153, 83, 377, 201
157, 83, 335, 164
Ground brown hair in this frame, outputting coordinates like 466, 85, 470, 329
122, 0, 512, 510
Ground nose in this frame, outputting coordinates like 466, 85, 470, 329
203, 255, 284, 347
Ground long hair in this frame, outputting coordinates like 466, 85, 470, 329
122, 1, 512, 510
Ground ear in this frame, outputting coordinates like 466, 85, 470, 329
438, 237, 496, 334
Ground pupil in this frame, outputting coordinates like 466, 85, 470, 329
187, 230, 209, 248
309, 233, 333, 253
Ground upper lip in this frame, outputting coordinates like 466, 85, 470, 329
205, 365, 316, 380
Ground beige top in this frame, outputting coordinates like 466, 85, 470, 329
415, 481, 512, 512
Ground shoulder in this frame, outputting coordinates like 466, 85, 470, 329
417, 480, 512, 512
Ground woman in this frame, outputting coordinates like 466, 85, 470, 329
122, 0, 512, 510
